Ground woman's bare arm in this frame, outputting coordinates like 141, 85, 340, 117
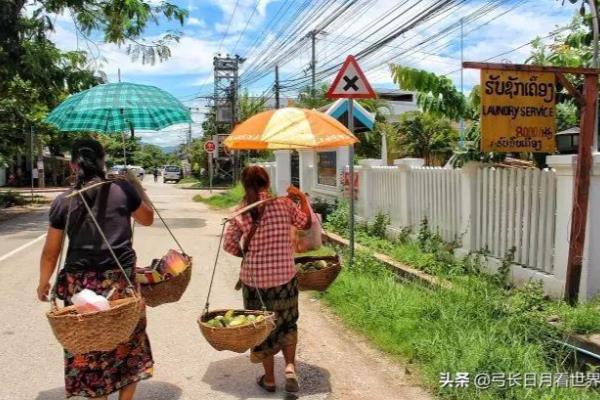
125, 171, 154, 226
132, 202, 154, 226
38, 227, 64, 301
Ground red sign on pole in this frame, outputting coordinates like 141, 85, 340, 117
204, 141, 216, 154
327, 55, 376, 99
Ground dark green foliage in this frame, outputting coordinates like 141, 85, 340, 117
0, 191, 26, 208
310, 197, 338, 223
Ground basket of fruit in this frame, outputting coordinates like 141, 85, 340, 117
137, 250, 192, 307
198, 309, 276, 353
295, 255, 341, 291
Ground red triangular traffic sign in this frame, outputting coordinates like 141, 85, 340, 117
327, 55, 376, 99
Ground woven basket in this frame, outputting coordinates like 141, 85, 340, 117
198, 309, 276, 353
295, 255, 342, 291
46, 296, 142, 355
140, 262, 192, 307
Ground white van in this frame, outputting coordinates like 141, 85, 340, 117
163, 165, 182, 183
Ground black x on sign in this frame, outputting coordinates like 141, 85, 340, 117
343, 76, 359, 91
327, 55, 376, 99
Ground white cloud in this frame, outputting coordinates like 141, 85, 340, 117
188, 17, 206, 27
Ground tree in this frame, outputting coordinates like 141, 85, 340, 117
390, 65, 468, 121
0, 0, 188, 184
390, 111, 458, 166
295, 84, 331, 109
133, 144, 170, 169
239, 90, 267, 122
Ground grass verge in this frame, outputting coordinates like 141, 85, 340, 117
322, 251, 600, 400
0, 191, 45, 208
319, 201, 600, 399
192, 184, 244, 209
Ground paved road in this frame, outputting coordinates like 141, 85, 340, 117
0, 180, 430, 400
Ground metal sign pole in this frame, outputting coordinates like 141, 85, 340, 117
30, 126, 34, 201
209, 151, 214, 194
348, 98, 355, 267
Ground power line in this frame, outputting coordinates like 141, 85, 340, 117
232, 0, 261, 54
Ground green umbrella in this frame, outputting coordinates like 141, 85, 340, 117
46, 82, 191, 134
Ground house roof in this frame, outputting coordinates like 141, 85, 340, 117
319, 99, 375, 131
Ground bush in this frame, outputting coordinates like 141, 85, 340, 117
310, 197, 338, 223
324, 199, 350, 235
0, 191, 26, 208
368, 212, 390, 239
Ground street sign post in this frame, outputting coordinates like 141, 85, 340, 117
205, 140, 216, 193
327, 55, 376, 267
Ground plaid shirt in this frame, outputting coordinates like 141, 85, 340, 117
224, 192, 309, 289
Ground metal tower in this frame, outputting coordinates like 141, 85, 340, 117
212, 54, 245, 182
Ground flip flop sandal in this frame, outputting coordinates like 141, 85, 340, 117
257, 375, 276, 393
285, 371, 300, 393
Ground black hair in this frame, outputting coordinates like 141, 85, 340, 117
71, 138, 106, 189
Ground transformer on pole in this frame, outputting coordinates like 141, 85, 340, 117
212, 54, 245, 183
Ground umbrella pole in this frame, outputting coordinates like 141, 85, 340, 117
348, 98, 355, 268
122, 131, 127, 165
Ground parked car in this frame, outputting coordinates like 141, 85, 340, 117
163, 165, 182, 183
128, 166, 145, 180
108, 165, 127, 177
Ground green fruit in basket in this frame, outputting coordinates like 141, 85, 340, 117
222, 309, 235, 324
228, 315, 248, 327
247, 315, 256, 322
206, 319, 220, 328
256, 315, 265, 322
317, 260, 328, 269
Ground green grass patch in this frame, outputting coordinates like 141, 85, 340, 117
0, 191, 42, 208
192, 183, 244, 209
178, 176, 202, 184
0, 191, 26, 208
322, 251, 600, 400
320, 200, 600, 399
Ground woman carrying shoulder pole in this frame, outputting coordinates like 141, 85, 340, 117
38, 138, 154, 400
223, 165, 311, 393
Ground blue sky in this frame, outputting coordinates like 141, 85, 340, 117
43, 0, 581, 146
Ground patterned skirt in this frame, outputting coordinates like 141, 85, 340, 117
57, 268, 154, 398
242, 277, 299, 363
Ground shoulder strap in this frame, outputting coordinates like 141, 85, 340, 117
242, 202, 267, 255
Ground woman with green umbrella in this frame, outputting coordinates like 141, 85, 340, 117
40, 83, 191, 399
38, 138, 155, 400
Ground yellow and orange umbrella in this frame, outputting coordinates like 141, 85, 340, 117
224, 107, 359, 150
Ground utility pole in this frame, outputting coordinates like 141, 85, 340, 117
589, 0, 599, 152
36, 127, 45, 188
307, 30, 325, 95
275, 65, 280, 109
310, 30, 316, 95
459, 17, 465, 149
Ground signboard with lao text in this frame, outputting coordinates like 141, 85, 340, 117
480, 69, 556, 153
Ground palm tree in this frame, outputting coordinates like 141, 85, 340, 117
391, 111, 458, 166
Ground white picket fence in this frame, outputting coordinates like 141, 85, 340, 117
475, 167, 556, 273
408, 167, 463, 243
353, 163, 558, 278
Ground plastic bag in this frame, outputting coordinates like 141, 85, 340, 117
71, 289, 110, 314
293, 202, 322, 253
